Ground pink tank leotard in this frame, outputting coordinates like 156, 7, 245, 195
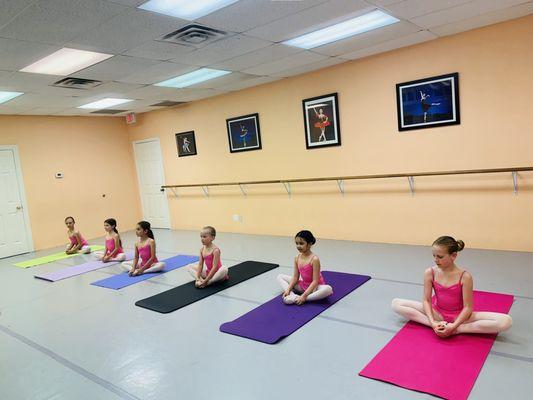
138, 242, 157, 268
431, 268, 466, 322
203, 249, 222, 275
105, 238, 123, 257
69, 233, 88, 247
297, 255, 325, 290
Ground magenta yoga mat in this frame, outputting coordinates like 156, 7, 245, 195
359, 290, 514, 400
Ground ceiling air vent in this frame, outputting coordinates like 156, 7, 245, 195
52, 77, 103, 90
158, 24, 227, 47
150, 101, 187, 107
90, 109, 126, 115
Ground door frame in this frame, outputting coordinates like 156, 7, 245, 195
132, 138, 171, 229
0, 145, 34, 253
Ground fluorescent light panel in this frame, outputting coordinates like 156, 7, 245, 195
283, 10, 400, 49
0, 91, 24, 104
139, 0, 238, 20
78, 98, 133, 109
154, 68, 231, 88
20, 48, 113, 76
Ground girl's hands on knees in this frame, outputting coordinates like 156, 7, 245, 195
296, 295, 307, 305
283, 289, 291, 298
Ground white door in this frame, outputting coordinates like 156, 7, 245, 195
0, 147, 32, 258
133, 139, 171, 229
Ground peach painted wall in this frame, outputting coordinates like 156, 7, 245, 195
0, 115, 141, 250
124, 15, 531, 252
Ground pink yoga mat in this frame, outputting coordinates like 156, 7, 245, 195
359, 290, 514, 400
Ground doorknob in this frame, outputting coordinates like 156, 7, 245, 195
16, 206, 22, 210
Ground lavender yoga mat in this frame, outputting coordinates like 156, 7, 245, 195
359, 290, 514, 400
90, 254, 198, 290
34, 252, 134, 282
220, 271, 371, 344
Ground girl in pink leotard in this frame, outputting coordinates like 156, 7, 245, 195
94, 218, 125, 262
64, 216, 91, 254
277, 230, 333, 305
392, 236, 512, 337
121, 221, 165, 276
188, 226, 228, 288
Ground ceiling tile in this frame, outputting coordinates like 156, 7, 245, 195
365, 0, 404, 6
189, 72, 261, 89
245, 0, 372, 42
211, 44, 302, 71
430, 1, 533, 36
312, 21, 423, 56
197, 0, 326, 32
0, 0, 128, 45
242, 51, 330, 76
0, 0, 35, 28
382, 0, 473, 19
339, 30, 438, 60
411, 0, 531, 29
66, 8, 189, 54
19, 106, 69, 115
75, 55, 161, 81
216, 75, 281, 91
0, 38, 60, 72
123, 40, 196, 61
116, 61, 195, 84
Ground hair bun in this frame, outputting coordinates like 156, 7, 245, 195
456, 240, 465, 251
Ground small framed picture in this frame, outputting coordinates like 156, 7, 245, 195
396, 72, 460, 131
175, 131, 197, 157
302, 92, 341, 149
226, 113, 262, 153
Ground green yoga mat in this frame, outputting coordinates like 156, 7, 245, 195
14, 245, 105, 268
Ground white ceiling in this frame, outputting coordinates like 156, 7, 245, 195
0, 0, 531, 116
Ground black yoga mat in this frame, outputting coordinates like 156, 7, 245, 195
135, 261, 279, 313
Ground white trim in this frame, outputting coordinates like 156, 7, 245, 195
132, 138, 171, 229
0, 145, 34, 253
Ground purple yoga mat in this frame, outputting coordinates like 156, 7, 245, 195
220, 271, 371, 344
34, 252, 134, 282
90, 254, 198, 290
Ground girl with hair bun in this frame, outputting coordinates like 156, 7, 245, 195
277, 230, 333, 305
64, 216, 91, 254
94, 218, 125, 262
121, 221, 165, 276
391, 236, 512, 337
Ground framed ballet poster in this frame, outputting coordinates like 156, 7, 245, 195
226, 113, 262, 153
302, 93, 341, 149
396, 72, 460, 131
175, 131, 197, 157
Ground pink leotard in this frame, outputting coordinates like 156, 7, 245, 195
431, 268, 465, 322
203, 249, 222, 275
297, 254, 325, 290
69, 233, 88, 247
105, 238, 123, 257
138, 242, 157, 268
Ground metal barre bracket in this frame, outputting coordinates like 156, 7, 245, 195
407, 176, 415, 196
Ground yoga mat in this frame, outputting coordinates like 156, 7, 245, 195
90, 254, 198, 290
135, 261, 279, 313
219, 271, 371, 344
359, 290, 514, 400
14, 245, 105, 268
34, 251, 134, 282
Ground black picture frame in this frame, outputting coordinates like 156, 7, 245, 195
302, 92, 341, 149
226, 113, 262, 153
175, 131, 197, 157
396, 72, 460, 131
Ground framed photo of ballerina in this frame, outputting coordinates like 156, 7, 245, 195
226, 113, 262, 153
176, 131, 197, 157
396, 72, 460, 131
302, 93, 341, 149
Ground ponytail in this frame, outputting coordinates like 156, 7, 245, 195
105, 218, 122, 247
138, 220, 154, 240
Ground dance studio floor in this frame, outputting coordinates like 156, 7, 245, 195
1, 229, 532, 399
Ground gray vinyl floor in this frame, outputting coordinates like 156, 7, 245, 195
1, 229, 532, 400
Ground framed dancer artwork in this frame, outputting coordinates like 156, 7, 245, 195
396, 72, 460, 131
302, 93, 341, 149
176, 131, 197, 157
226, 113, 262, 153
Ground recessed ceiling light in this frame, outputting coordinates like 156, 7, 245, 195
154, 68, 231, 88
78, 98, 133, 109
139, 0, 238, 20
20, 48, 113, 76
283, 10, 400, 49
0, 91, 24, 105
